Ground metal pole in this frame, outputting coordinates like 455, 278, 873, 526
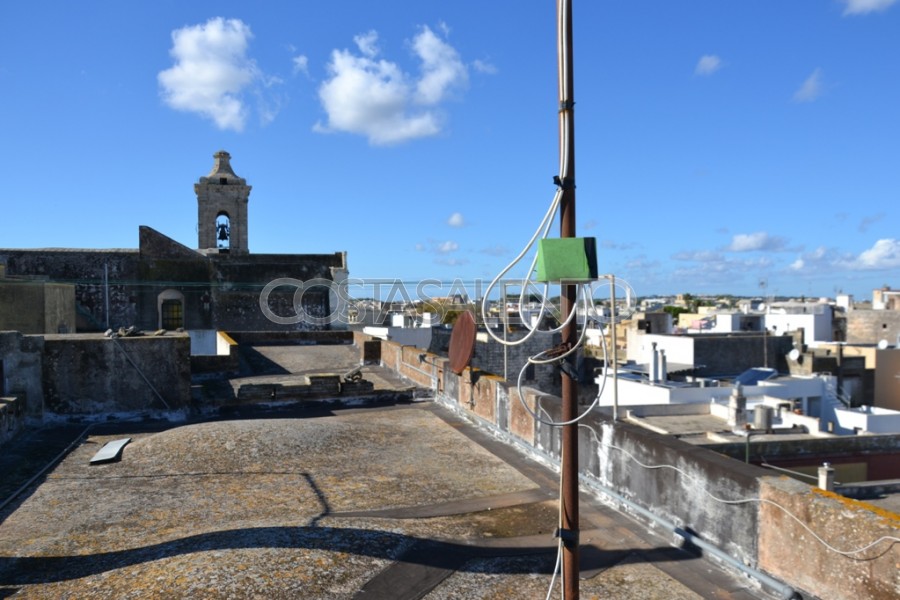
557, 0, 579, 597
503, 284, 508, 381
611, 276, 618, 421
104, 261, 110, 329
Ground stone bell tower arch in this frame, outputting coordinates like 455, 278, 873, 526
195, 150, 251, 254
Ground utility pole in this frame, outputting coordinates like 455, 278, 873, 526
557, 0, 580, 597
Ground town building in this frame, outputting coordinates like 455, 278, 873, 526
0, 151, 349, 334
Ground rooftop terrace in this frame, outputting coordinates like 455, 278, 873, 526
0, 343, 770, 599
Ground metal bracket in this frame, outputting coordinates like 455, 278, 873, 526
554, 527, 578, 545
559, 358, 579, 381
553, 175, 575, 190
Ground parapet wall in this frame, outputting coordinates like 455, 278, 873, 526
42, 334, 191, 414
357, 332, 900, 600
0, 396, 25, 447
759, 477, 900, 600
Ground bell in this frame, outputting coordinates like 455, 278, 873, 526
217, 225, 229, 241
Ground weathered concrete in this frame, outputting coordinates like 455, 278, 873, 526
0, 404, 762, 599
0, 280, 76, 334
759, 476, 900, 600
0, 331, 44, 418
358, 332, 900, 600
41, 333, 191, 414
0, 396, 25, 446
847, 308, 900, 345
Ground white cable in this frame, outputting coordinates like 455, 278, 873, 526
480, 189, 561, 347
526, 285, 594, 365
579, 424, 900, 559
516, 310, 610, 427
545, 437, 567, 600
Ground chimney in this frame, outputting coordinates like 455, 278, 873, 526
728, 384, 747, 428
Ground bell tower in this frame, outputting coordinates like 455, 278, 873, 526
195, 150, 251, 254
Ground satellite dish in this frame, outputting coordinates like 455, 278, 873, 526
788, 348, 800, 361
448, 310, 476, 375
877, 339, 889, 350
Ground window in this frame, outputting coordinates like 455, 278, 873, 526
161, 299, 183, 330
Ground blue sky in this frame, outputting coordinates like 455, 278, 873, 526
1, 1, 898, 301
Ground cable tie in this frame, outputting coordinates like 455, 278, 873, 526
559, 359, 579, 381
552, 175, 575, 190
553, 527, 578, 545
558, 99, 575, 112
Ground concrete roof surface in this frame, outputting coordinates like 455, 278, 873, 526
0, 401, 768, 599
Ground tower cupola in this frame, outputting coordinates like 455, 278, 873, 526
195, 150, 251, 254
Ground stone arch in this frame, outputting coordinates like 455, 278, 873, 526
216, 212, 231, 250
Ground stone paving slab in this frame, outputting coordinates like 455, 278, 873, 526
0, 403, 770, 599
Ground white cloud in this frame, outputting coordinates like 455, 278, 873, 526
472, 59, 498, 75
728, 232, 787, 252
292, 54, 309, 75
412, 26, 468, 105
447, 212, 465, 227
158, 18, 263, 131
793, 68, 824, 103
672, 250, 724, 262
853, 239, 900, 269
841, 0, 897, 15
315, 25, 468, 145
479, 245, 509, 257
437, 257, 469, 267
694, 55, 722, 76
354, 30, 380, 58
437, 240, 459, 254
790, 241, 900, 273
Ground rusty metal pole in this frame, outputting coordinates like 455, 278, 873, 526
557, 0, 579, 597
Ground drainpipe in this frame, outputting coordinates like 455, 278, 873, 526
658, 348, 667, 384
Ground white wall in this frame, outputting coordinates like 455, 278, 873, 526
187, 329, 218, 356
626, 333, 694, 365
596, 371, 829, 411
363, 326, 433, 350
764, 310, 832, 342
834, 406, 900, 434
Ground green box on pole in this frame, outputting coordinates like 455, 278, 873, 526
535, 237, 598, 283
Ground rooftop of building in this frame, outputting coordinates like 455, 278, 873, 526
0, 342, 772, 599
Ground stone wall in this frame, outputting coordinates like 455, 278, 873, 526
693, 332, 794, 375
847, 308, 900, 345
0, 331, 44, 417
759, 476, 899, 600
0, 396, 25, 447
41, 334, 191, 414
357, 332, 900, 600
430, 326, 562, 392
1, 233, 347, 334
0, 250, 139, 331
0, 281, 76, 334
